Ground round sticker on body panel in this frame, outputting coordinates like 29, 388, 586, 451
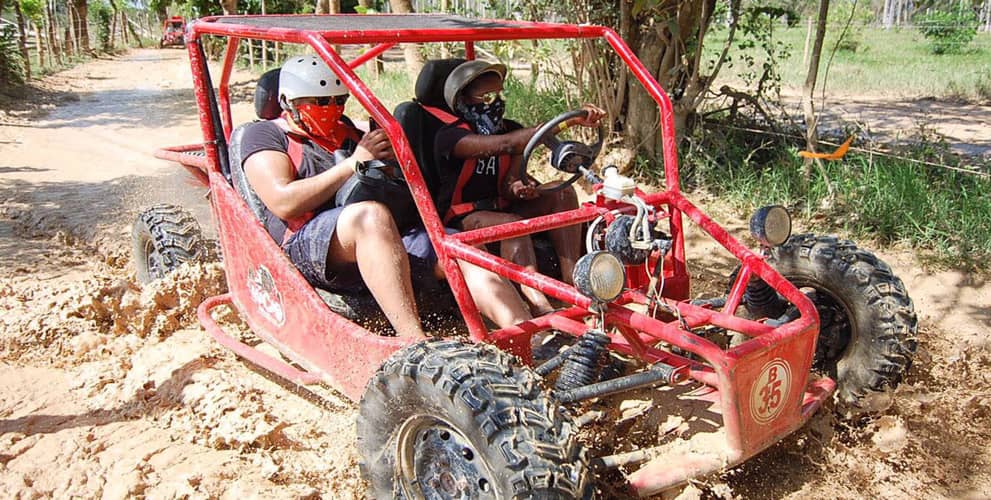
247, 265, 285, 327
750, 358, 792, 424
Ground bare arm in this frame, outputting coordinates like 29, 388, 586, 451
450, 104, 607, 160
451, 125, 540, 159
243, 150, 357, 220
243, 129, 394, 220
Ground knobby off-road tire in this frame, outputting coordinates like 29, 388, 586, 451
767, 234, 918, 406
132, 204, 208, 283
358, 340, 592, 499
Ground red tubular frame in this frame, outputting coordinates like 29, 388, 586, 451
163, 14, 833, 495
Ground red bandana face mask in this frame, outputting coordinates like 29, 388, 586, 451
296, 102, 345, 142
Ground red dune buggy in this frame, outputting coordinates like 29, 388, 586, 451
137, 14, 918, 498
159, 16, 186, 48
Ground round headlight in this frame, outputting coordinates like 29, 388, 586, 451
749, 205, 792, 247
573, 251, 626, 303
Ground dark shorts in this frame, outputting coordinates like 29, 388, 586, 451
283, 208, 448, 292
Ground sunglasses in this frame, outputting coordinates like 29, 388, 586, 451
470, 90, 505, 105
312, 95, 349, 106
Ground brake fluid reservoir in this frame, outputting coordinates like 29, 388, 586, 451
601, 166, 637, 200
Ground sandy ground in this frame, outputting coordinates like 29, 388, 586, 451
1, 48, 990, 499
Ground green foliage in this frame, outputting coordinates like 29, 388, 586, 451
682, 124, 991, 270
19, 0, 45, 22
917, 9, 979, 55
713, 27, 991, 100
503, 75, 571, 125
91, 0, 114, 52
827, 0, 873, 52
726, 6, 791, 97
0, 24, 25, 87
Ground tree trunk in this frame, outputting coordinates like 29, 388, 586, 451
15, 1, 32, 79
47, 0, 60, 62
110, 2, 118, 49
127, 12, 142, 48
439, 0, 450, 56
317, 0, 339, 14
625, 30, 663, 156
72, 0, 90, 53
389, 0, 424, 74
220, 0, 237, 15
34, 21, 45, 69
801, 0, 831, 190
261, 0, 267, 70
358, 0, 382, 76
121, 10, 128, 46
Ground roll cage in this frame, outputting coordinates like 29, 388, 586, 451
160, 14, 832, 495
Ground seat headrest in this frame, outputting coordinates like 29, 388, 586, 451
254, 68, 282, 120
414, 58, 467, 112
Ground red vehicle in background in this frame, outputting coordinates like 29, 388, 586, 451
159, 16, 185, 48
136, 14, 918, 498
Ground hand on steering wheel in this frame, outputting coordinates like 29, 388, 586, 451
519, 106, 606, 193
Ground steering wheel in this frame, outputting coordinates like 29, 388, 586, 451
519, 109, 605, 193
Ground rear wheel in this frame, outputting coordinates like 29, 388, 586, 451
358, 340, 591, 498
767, 234, 918, 406
131, 204, 208, 283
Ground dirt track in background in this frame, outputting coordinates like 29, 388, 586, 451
1, 48, 989, 498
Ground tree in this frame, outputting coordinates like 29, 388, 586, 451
72, 0, 90, 53
801, 0, 834, 196
14, 0, 30, 78
316, 0, 339, 14
388, 0, 424, 74
567, 0, 741, 157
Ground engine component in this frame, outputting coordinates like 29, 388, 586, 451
744, 277, 787, 319
554, 330, 611, 392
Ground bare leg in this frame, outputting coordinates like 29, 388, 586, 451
328, 202, 424, 338
454, 260, 532, 328
515, 182, 582, 284
461, 210, 554, 315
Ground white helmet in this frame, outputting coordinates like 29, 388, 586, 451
278, 55, 348, 109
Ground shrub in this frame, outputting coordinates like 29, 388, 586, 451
828, 0, 873, 52
917, 9, 979, 55
0, 24, 25, 88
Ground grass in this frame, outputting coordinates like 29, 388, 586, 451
708, 26, 991, 100
233, 42, 990, 270
681, 132, 991, 270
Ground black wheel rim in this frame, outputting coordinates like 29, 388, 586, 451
397, 415, 498, 500
143, 238, 166, 280
789, 278, 855, 370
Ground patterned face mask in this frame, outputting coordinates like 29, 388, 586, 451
457, 96, 506, 135
296, 101, 345, 139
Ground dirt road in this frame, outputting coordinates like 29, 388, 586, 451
1, 48, 989, 499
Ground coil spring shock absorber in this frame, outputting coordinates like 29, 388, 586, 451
554, 330, 610, 392
744, 277, 786, 319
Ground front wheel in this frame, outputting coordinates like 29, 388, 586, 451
767, 234, 918, 406
131, 204, 208, 283
358, 340, 591, 498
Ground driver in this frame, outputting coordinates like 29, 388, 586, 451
241, 55, 533, 338
434, 59, 605, 315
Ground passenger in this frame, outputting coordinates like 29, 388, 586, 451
241, 55, 532, 338
434, 60, 605, 315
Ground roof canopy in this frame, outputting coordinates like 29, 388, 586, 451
194, 14, 601, 44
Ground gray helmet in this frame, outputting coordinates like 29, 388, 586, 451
279, 55, 348, 109
443, 60, 508, 111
